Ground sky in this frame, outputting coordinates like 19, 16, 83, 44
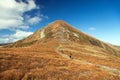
0, 0, 120, 45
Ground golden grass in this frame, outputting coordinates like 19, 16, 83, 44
0, 41, 120, 80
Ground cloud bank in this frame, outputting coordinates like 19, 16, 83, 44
0, 0, 40, 29
0, 0, 42, 43
0, 30, 33, 43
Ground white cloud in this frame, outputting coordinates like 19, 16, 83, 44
88, 27, 96, 31
19, 26, 30, 29
0, 0, 39, 30
0, 0, 49, 44
27, 16, 42, 24
0, 30, 33, 43
0, 0, 45, 43
0, 38, 10, 43
9, 30, 33, 42
11, 30, 33, 39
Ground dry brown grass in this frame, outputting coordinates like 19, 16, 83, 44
0, 41, 120, 80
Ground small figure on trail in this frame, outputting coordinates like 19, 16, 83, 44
69, 53, 73, 59
70, 55, 72, 58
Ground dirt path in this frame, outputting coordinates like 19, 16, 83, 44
55, 45, 70, 59
55, 44, 120, 76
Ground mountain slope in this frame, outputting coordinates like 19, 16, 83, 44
7, 20, 119, 56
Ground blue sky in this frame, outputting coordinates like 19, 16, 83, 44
0, 0, 120, 45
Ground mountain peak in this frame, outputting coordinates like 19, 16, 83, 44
46, 20, 70, 29
52, 20, 66, 23
51, 20, 69, 26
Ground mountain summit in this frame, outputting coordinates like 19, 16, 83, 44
6, 20, 105, 45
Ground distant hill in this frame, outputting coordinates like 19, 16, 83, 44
0, 43, 12, 46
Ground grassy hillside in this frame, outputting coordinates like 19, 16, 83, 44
0, 41, 120, 80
